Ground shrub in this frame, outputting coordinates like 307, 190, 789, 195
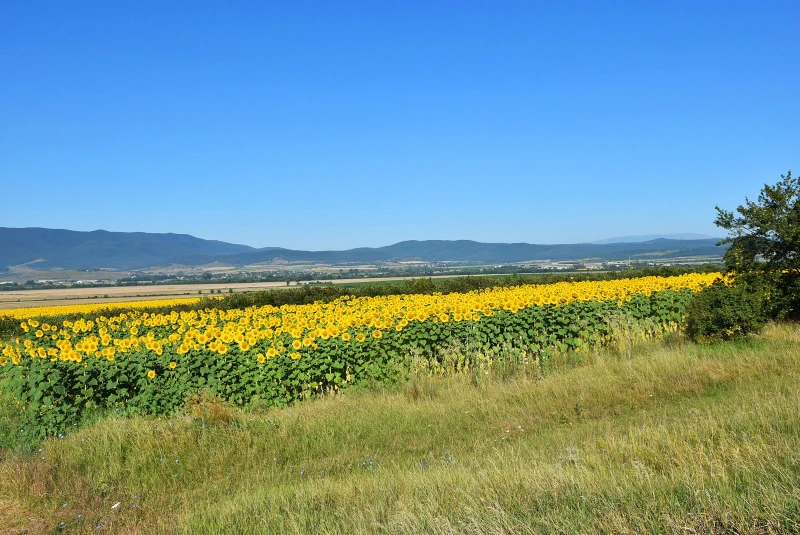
684, 283, 766, 344
715, 170, 800, 320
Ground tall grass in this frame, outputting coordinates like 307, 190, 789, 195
1, 324, 799, 534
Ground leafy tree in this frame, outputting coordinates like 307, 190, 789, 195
715, 170, 800, 318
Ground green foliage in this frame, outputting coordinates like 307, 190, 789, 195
0, 317, 18, 341
684, 283, 766, 344
716, 170, 800, 319
0, 289, 696, 440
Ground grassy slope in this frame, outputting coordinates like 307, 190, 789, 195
1, 325, 799, 534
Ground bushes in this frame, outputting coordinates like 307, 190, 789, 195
684, 283, 766, 344
715, 171, 800, 321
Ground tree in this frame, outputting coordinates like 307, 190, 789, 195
714, 170, 800, 319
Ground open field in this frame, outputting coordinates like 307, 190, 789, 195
3, 272, 771, 534
2, 324, 798, 534
0, 281, 291, 310
0, 274, 536, 310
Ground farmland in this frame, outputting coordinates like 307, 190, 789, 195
1, 323, 799, 534
1, 273, 718, 433
2, 271, 799, 534
0, 274, 532, 310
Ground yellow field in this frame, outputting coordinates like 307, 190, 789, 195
0, 297, 203, 320
2, 273, 721, 366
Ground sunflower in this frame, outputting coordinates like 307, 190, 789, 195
356, 333, 366, 342
372, 330, 383, 339
147, 370, 156, 379
257, 354, 266, 363
169, 361, 177, 369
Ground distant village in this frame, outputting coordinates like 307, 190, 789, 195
0, 255, 720, 290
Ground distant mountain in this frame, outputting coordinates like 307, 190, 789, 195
0, 227, 255, 271
0, 228, 727, 272
378, 238, 724, 263
176, 238, 723, 266
590, 233, 719, 244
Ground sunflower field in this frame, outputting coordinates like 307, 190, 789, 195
0, 297, 202, 321
0, 273, 721, 437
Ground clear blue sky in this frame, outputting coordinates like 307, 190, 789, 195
2, 1, 798, 250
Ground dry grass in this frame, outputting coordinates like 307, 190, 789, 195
1, 326, 799, 534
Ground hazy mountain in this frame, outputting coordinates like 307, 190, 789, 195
590, 233, 719, 244
170, 238, 724, 267
0, 228, 726, 272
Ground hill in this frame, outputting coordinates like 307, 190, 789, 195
0, 227, 726, 272
170, 238, 725, 266
0, 227, 255, 271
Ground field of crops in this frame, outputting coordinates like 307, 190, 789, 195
0, 273, 721, 437
0, 297, 202, 320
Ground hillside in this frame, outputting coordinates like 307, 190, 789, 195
0, 227, 726, 272
0, 227, 255, 271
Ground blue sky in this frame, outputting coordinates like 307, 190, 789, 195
2, 1, 798, 250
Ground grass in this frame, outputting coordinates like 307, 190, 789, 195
1, 324, 799, 534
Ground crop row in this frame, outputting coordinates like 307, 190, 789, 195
0, 297, 202, 320
0, 273, 721, 437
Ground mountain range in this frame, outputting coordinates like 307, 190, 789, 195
0, 227, 726, 272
